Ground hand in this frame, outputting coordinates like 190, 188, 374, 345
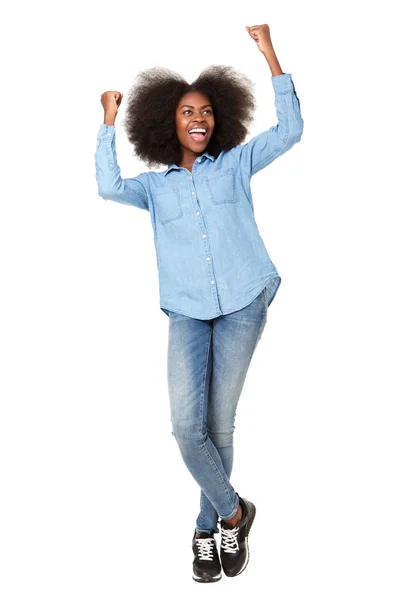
100, 91, 124, 116
245, 24, 272, 55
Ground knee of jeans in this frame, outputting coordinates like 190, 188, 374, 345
207, 426, 234, 449
171, 421, 204, 443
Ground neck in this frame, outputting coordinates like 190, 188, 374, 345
178, 147, 203, 170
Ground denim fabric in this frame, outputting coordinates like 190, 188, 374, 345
95, 72, 304, 320
167, 285, 268, 534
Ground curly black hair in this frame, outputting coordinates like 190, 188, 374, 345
121, 65, 257, 169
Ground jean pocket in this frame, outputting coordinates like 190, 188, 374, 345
204, 168, 238, 204
263, 286, 268, 319
258, 295, 268, 341
152, 188, 183, 224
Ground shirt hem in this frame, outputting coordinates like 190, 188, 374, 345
160, 273, 281, 320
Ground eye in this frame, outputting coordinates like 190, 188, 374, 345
183, 109, 213, 114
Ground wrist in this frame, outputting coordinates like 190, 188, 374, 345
261, 43, 275, 57
104, 112, 116, 126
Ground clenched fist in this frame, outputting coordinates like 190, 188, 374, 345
100, 91, 124, 116
245, 24, 272, 55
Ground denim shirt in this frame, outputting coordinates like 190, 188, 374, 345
94, 72, 304, 319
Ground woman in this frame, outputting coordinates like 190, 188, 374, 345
94, 23, 304, 583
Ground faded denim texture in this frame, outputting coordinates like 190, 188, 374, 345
167, 285, 268, 533
94, 72, 304, 320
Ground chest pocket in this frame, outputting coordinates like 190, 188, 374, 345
204, 168, 238, 205
152, 188, 183, 224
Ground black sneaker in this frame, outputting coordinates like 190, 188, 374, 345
220, 496, 256, 577
192, 530, 222, 583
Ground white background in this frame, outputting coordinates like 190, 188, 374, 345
1, 0, 399, 598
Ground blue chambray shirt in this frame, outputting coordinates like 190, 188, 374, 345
94, 72, 304, 319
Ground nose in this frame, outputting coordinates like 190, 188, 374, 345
191, 110, 208, 122
191, 116, 207, 125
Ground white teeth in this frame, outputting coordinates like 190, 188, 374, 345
189, 128, 206, 134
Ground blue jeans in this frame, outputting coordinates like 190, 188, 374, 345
167, 286, 268, 535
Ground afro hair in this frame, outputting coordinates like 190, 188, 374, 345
120, 64, 257, 169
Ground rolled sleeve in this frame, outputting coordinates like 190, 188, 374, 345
94, 124, 149, 211
230, 73, 304, 177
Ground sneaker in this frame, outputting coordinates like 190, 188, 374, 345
192, 530, 222, 583
220, 496, 256, 577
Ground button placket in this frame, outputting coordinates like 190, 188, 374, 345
189, 161, 219, 310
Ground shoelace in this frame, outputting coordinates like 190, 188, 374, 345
195, 537, 215, 560
220, 526, 240, 553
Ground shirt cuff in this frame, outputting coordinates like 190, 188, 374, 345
271, 73, 294, 94
97, 123, 116, 138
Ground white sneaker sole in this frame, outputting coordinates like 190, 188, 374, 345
192, 571, 222, 583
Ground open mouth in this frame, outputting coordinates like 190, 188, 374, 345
188, 129, 208, 143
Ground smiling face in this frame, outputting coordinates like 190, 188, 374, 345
175, 90, 215, 162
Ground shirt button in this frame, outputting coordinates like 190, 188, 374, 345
107, 133, 111, 136
211, 279, 215, 284
206, 256, 211, 261
192, 191, 195, 195
189, 175, 192, 179
197, 158, 201, 162
202, 234, 206, 238
196, 211, 200, 216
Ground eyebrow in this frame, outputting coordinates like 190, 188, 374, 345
179, 104, 212, 109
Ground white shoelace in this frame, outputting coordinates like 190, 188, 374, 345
195, 537, 215, 560
220, 525, 240, 553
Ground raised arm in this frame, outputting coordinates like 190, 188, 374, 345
94, 91, 149, 211
229, 24, 304, 177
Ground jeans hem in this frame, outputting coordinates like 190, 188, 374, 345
195, 527, 219, 535
218, 493, 240, 521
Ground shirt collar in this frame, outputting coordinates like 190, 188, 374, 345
164, 151, 215, 176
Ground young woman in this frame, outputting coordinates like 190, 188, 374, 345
95, 24, 303, 583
